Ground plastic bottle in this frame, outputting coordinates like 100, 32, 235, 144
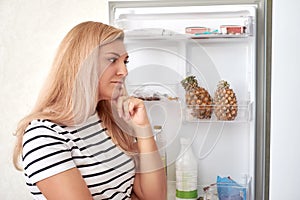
153, 125, 167, 175
176, 137, 198, 200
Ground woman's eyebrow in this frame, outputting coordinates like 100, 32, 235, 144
105, 52, 129, 60
106, 52, 120, 57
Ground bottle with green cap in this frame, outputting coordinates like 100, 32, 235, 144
176, 137, 198, 200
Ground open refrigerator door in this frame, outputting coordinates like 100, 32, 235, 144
108, 1, 269, 199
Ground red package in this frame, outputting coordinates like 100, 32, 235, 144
185, 27, 211, 34
220, 25, 246, 34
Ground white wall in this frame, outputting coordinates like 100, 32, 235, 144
0, 0, 108, 199
270, 0, 300, 199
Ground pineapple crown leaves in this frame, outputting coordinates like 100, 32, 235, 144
181, 76, 198, 90
217, 80, 230, 89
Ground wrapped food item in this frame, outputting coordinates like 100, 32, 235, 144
132, 87, 178, 101
216, 176, 246, 200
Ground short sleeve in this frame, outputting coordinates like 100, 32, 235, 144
22, 120, 76, 184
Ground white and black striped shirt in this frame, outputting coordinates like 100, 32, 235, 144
22, 113, 135, 199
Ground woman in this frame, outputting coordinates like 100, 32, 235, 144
13, 21, 167, 200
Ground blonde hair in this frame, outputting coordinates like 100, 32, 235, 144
13, 21, 135, 170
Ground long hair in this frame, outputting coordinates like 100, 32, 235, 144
13, 21, 135, 170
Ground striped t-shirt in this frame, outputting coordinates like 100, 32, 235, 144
22, 113, 136, 199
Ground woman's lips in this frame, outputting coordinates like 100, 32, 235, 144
111, 81, 124, 85
111, 81, 123, 83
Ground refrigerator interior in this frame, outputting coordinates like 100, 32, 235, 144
109, 1, 257, 199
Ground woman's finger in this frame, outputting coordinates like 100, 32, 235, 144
122, 98, 131, 120
120, 84, 128, 96
116, 95, 134, 120
128, 101, 135, 116
116, 95, 127, 118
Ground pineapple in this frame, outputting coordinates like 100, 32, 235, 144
213, 80, 238, 120
181, 76, 213, 119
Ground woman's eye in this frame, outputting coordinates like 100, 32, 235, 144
108, 58, 117, 63
107, 58, 129, 65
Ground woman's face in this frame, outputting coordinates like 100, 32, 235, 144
98, 39, 129, 101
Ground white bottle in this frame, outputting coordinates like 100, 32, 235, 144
176, 137, 198, 200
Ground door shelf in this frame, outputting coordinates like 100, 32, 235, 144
183, 101, 253, 123
167, 177, 251, 200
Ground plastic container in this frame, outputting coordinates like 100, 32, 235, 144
176, 138, 198, 200
203, 176, 251, 200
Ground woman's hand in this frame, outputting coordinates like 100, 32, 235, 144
112, 90, 153, 139
116, 95, 150, 127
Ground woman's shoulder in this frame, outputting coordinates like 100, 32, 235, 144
22, 119, 77, 184
25, 118, 66, 134
23, 119, 70, 146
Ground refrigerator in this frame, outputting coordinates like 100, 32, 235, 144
108, 0, 271, 199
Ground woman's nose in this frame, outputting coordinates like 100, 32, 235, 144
116, 61, 128, 77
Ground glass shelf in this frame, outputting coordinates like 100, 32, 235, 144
127, 83, 253, 123
124, 29, 252, 42
183, 101, 253, 123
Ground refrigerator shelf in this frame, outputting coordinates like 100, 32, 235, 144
167, 176, 251, 200
189, 33, 251, 39
126, 84, 253, 123
184, 101, 253, 123
124, 29, 253, 42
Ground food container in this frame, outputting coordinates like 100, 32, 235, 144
220, 25, 246, 34
185, 27, 211, 34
